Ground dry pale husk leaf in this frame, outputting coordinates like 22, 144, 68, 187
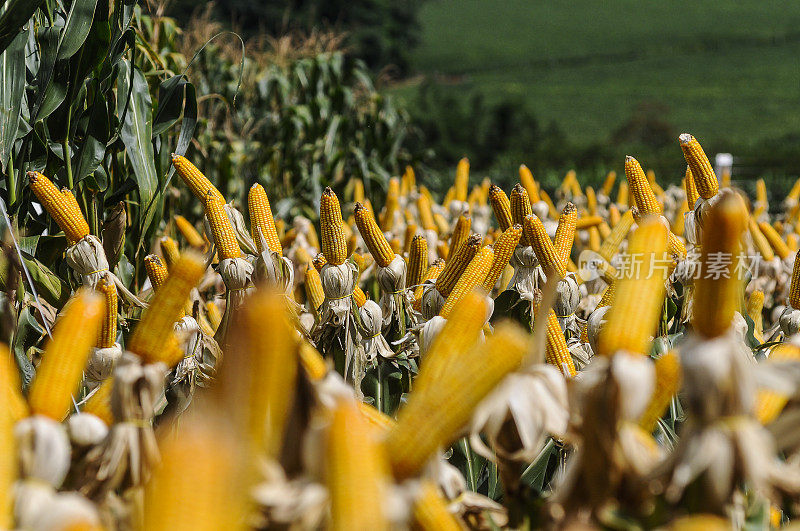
65, 235, 145, 307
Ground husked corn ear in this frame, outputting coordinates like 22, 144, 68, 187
353, 286, 368, 308
436, 234, 481, 297
204, 193, 241, 260
789, 233, 800, 252
609, 205, 621, 227
380, 178, 400, 232
82, 378, 114, 425
693, 192, 748, 338
747, 290, 765, 342
1, 343, 29, 421
668, 231, 687, 259
790, 250, 800, 309
306, 221, 321, 251
759, 221, 791, 260
616, 181, 629, 207
171, 154, 224, 201
174, 215, 206, 249
358, 402, 396, 434
454, 157, 469, 202
299, 341, 327, 381
756, 178, 768, 208
586, 186, 598, 215
625, 156, 661, 215
328, 402, 390, 530
597, 218, 668, 356
684, 166, 700, 208
601, 170, 617, 197
554, 203, 577, 271
417, 193, 437, 231
679, 134, 718, 199
414, 259, 445, 307
29, 289, 104, 420
305, 264, 324, 315
433, 213, 450, 236
443, 187, 455, 207
404, 223, 418, 253
387, 322, 527, 479
413, 481, 463, 531
353, 178, 365, 204
638, 351, 682, 432
539, 189, 559, 219
449, 214, 471, 257
524, 214, 565, 278
440, 247, 494, 318
437, 241, 450, 260
483, 224, 522, 292
597, 281, 616, 308
673, 199, 688, 237
511, 183, 533, 245
489, 185, 513, 232
599, 210, 634, 262
755, 343, 800, 424
129, 252, 205, 366
575, 215, 603, 230
145, 254, 169, 292
320, 187, 348, 265
519, 164, 540, 202
408, 234, 429, 289
588, 226, 601, 252
748, 217, 774, 261
28, 171, 90, 244
248, 183, 282, 255
542, 307, 576, 377
160, 236, 180, 268
97, 274, 118, 348
354, 203, 395, 267
313, 252, 327, 272
204, 302, 222, 332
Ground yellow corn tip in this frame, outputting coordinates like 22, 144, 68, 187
440, 246, 494, 318
1, 343, 29, 421
305, 263, 325, 315
319, 187, 348, 265
28, 171, 90, 244
353, 178, 365, 204
437, 241, 450, 261
204, 193, 241, 260
599, 210, 635, 262
607, 205, 621, 228
616, 181, 629, 207
587, 226, 602, 252
248, 183, 282, 256
403, 223, 418, 254
417, 193, 437, 231
601, 170, 617, 196
433, 213, 449, 237
414, 259, 446, 307
759, 221, 791, 260
299, 341, 327, 381
449, 214, 472, 256
129, 252, 205, 366
694, 192, 748, 338
625, 156, 661, 215
575, 215, 603, 230
483, 224, 522, 292
436, 234, 481, 298
786, 178, 800, 203
359, 402, 396, 435
540, 189, 559, 219
748, 217, 774, 262
683, 166, 700, 209
454, 157, 469, 202
756, 178, 768, 206
82, 378, 114, 425
510, 183, 533, 246
672, 199, 688, 237
413, 481, 463, 531
789, 233, 800, 252
408, 234, 429, 290
174, 215, 205, 249
747, 290, 765, 342
0, 385, 15, 530
144, 254, 169, 292
554, 202, 577, 271
790, 250, 800, 309
203, 303, 221, 332
380, 177, 400, 232
29, 289, 104, 420
159, 236, 180, 268
170, 153, 224, 201
353, 286, 368, 308
597, 218, 668, 357
387, 322, 527, 479
519, 164, 540, 202
524, 214, 565, 278
668, 231, 687, 259
489, 185, 513, 232
354, 202, 395, 267
97, 274, 118, 348
443, 186, 456, 207
586, 186, 598, 214
312, 253, 327, 272
679, 134, 718, 200
541, 308, 576, 377
638, 351, 682, 432
328, 402, 390, 530
755, 344, 800, 424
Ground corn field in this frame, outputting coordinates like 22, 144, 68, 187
4, 2, 800, 531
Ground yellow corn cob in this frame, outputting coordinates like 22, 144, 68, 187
788, 233, 800, 252
693, 192, 748, 338
599, 210, 635, 262
248, 183, 282, 255
306, 220, 321, 252
597, 218, 669, 356
554, 203, 577, 271
389, 238, 402, 255
1, 343, 29, 421
449, 214, 472, 256
598, 259, 618, 285
436, 234, 481, 298
586, 186, 598, 215
404, 223, 418, 254
542, 307, 576, 377
601, 170, 617, 197
0, 384, 14, 530
747, 290, 765, 343
97, 274, 118, 348
433, 213, 450, 236
353, 285, 368, 308
519, 164, 540, 202
759, 221, 790, 260
82, 378, 114, 425
417, 193, 437, 231
790, 250, 800, 309
144, 254, 169, 292
616, 181, 629, 207
679, 134, 719, 199
467, 185, 482, 207
609, 204, 621, 227
312, 252, 327, 272
354, 203, 395, 268
170, 154, 224, 201
588, 226, 601, 253
386, 322, 527, 479
159, 236, 180, 269
598, 221, 612, 240
638, 351, 682, 432
328, 401, 390, 530
204, 193, 241, 260
28, 171, 90, 244
597, 281, 616, 308
408, 234, 429, 290
299, 341, 327, 381
625, 156, 661, 215
437, 241, 450, 261
755, 343, 800, 424
319, 187, 348, 265
205, 301, 222, 331
668, 231, 687, 259
489, 185, 513, 232
128, 252, 205, 366
414, 259, 445, 308
275, 218, 286, 239
684, 166, 700, 209
524, 214, 565, 278
668, 514, 732, 531
749, 217, 775, 262
174, 215, 206, 249
400, 169, 410, 196
305, 263, 324, 315
413, 481, 463, 531
454, 157, 469, 202
380, 177, 400, 232
443, 187, 455, 207
756, 178, 768, 207
561, 170, 576, 194
358, 402, 396, 434
353, 178, 365, 204
482, 224, 523, 292
575, 215, 604, 230
539, 189, 559, 219
440, 247, 494, 318
28, 289, 104, 420
511, 183, 533, 246
673, 199, 688, 237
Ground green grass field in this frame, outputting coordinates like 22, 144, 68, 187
394, 0, 800, 150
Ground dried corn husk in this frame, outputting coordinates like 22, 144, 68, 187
65, 235, 145, 307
